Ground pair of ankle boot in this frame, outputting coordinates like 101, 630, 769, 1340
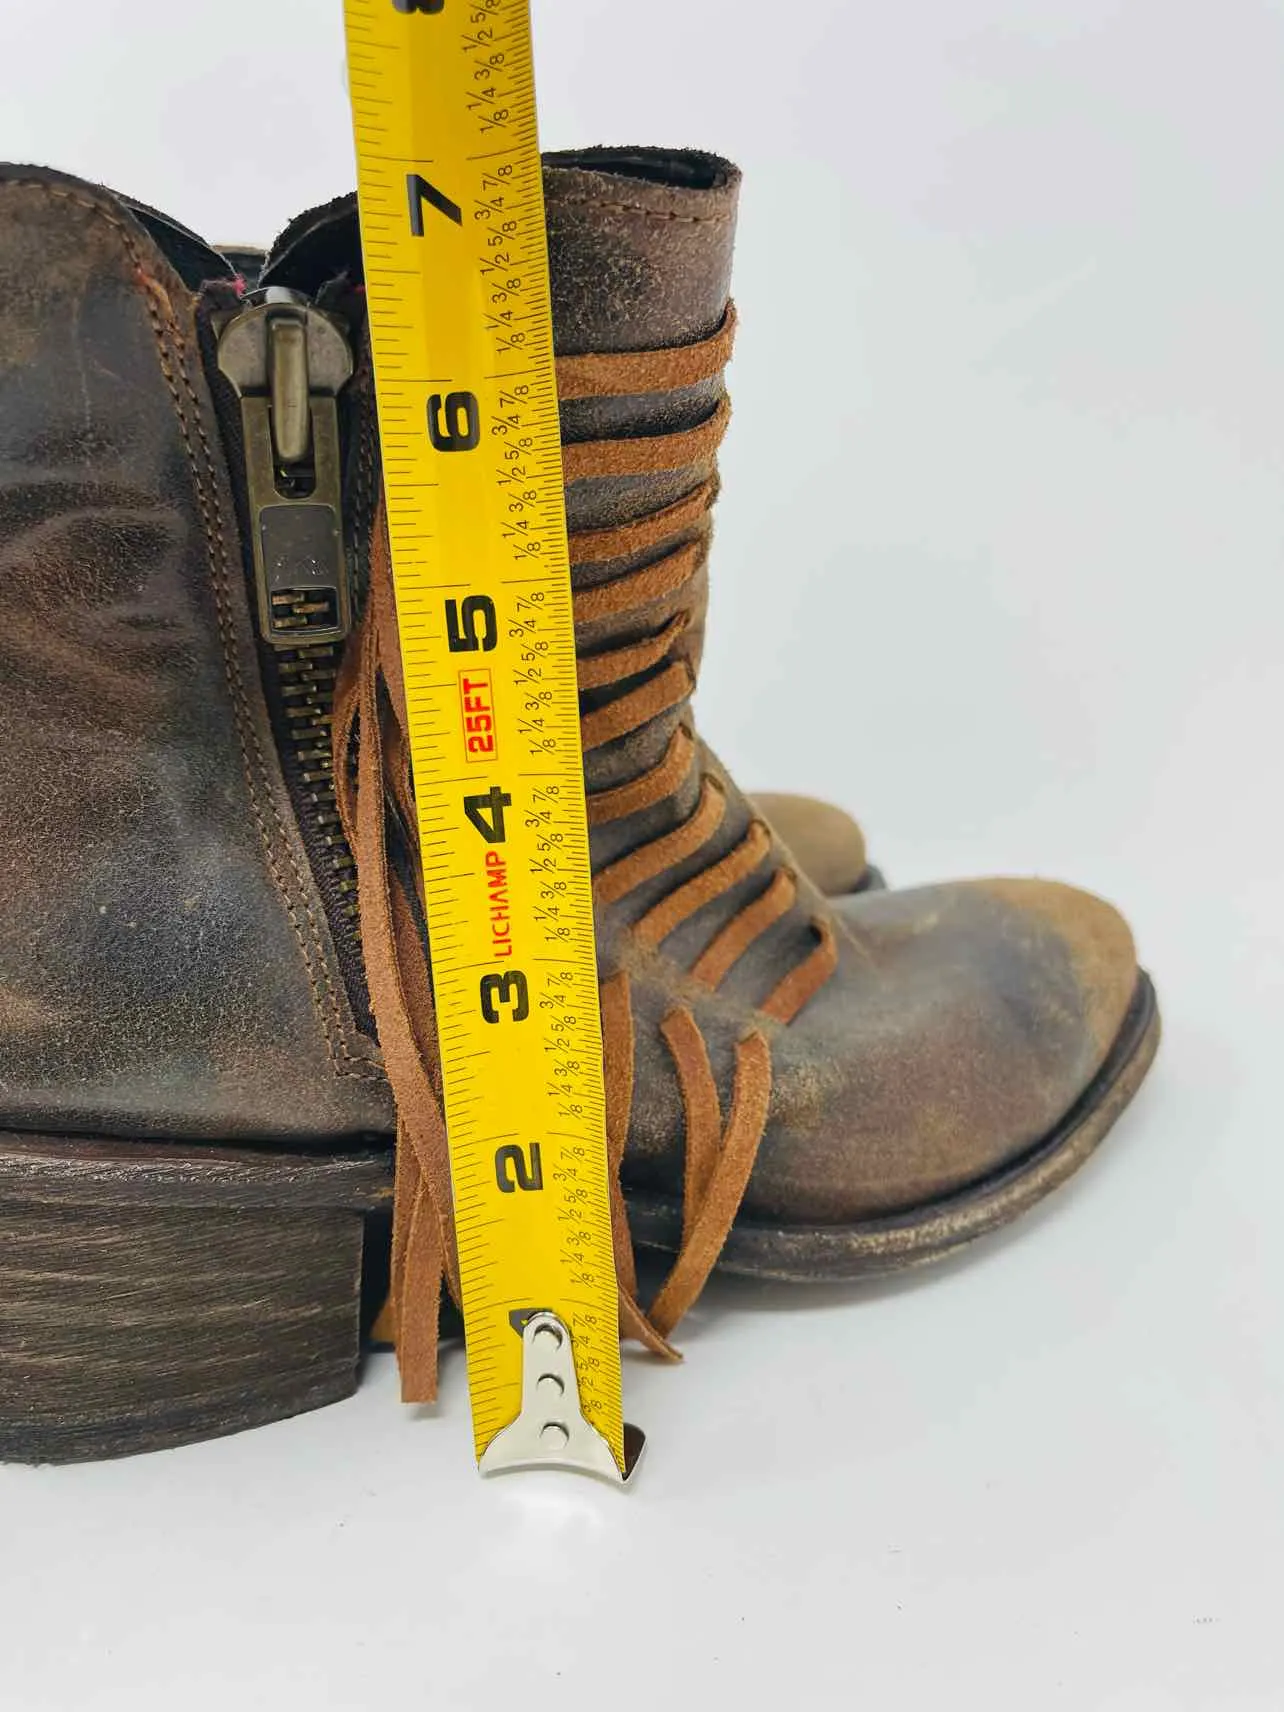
0, 148, 1159, 1460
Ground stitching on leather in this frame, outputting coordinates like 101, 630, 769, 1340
353, 371, 377, 589
161, 328, 379, 1081
1, 179, 383, 1087
551, 197, 732, 226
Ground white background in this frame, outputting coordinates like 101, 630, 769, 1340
1, 1, 1280, 1707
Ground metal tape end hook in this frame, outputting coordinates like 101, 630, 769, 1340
478, 1310, 645, 1485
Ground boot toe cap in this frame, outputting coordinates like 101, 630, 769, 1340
744, 876, 1143, 1224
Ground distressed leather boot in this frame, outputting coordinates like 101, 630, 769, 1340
268, 147, 1159, 1396
0, 168, 396, 1462
0, 151, 1158, 1459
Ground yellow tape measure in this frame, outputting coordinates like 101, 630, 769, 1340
344, 0, 628, 1475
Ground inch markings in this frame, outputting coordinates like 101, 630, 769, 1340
345, 0, 624, 1471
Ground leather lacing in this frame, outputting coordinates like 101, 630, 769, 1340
334, 304, 838, 1399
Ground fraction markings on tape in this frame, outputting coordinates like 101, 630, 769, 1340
344, 0, 624, 1470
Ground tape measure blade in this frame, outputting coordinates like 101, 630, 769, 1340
344, 0, 625, 1471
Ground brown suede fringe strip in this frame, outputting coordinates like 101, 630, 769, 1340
557, 305, 738, 401
337, 303, 838, 1398
561, 397, 730, 483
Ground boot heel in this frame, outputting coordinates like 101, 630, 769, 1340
0, 1133, 393, 1463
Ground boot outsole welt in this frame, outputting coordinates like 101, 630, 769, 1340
625, 971, 1161, 1282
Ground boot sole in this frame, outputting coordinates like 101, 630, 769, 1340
0, 972, 1157, 1458
625, 969, 1161, 1282
0, 1137, 392, 1463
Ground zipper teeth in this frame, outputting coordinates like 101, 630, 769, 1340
199, 285, 374, 1029
276, 617, 358, 924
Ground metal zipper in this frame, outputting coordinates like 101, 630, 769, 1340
213, 290, 364, 948
216, 288, 354, 647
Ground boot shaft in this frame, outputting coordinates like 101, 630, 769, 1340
252, 148, 830, 1040
0, 150, 775, 1146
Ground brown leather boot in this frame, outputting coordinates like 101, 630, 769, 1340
283, 147, 1159, 1391
0, 152, 1158, 1460
0, 167, 397, 1462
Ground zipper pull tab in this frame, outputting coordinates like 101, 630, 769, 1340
217, 289, 355, 647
